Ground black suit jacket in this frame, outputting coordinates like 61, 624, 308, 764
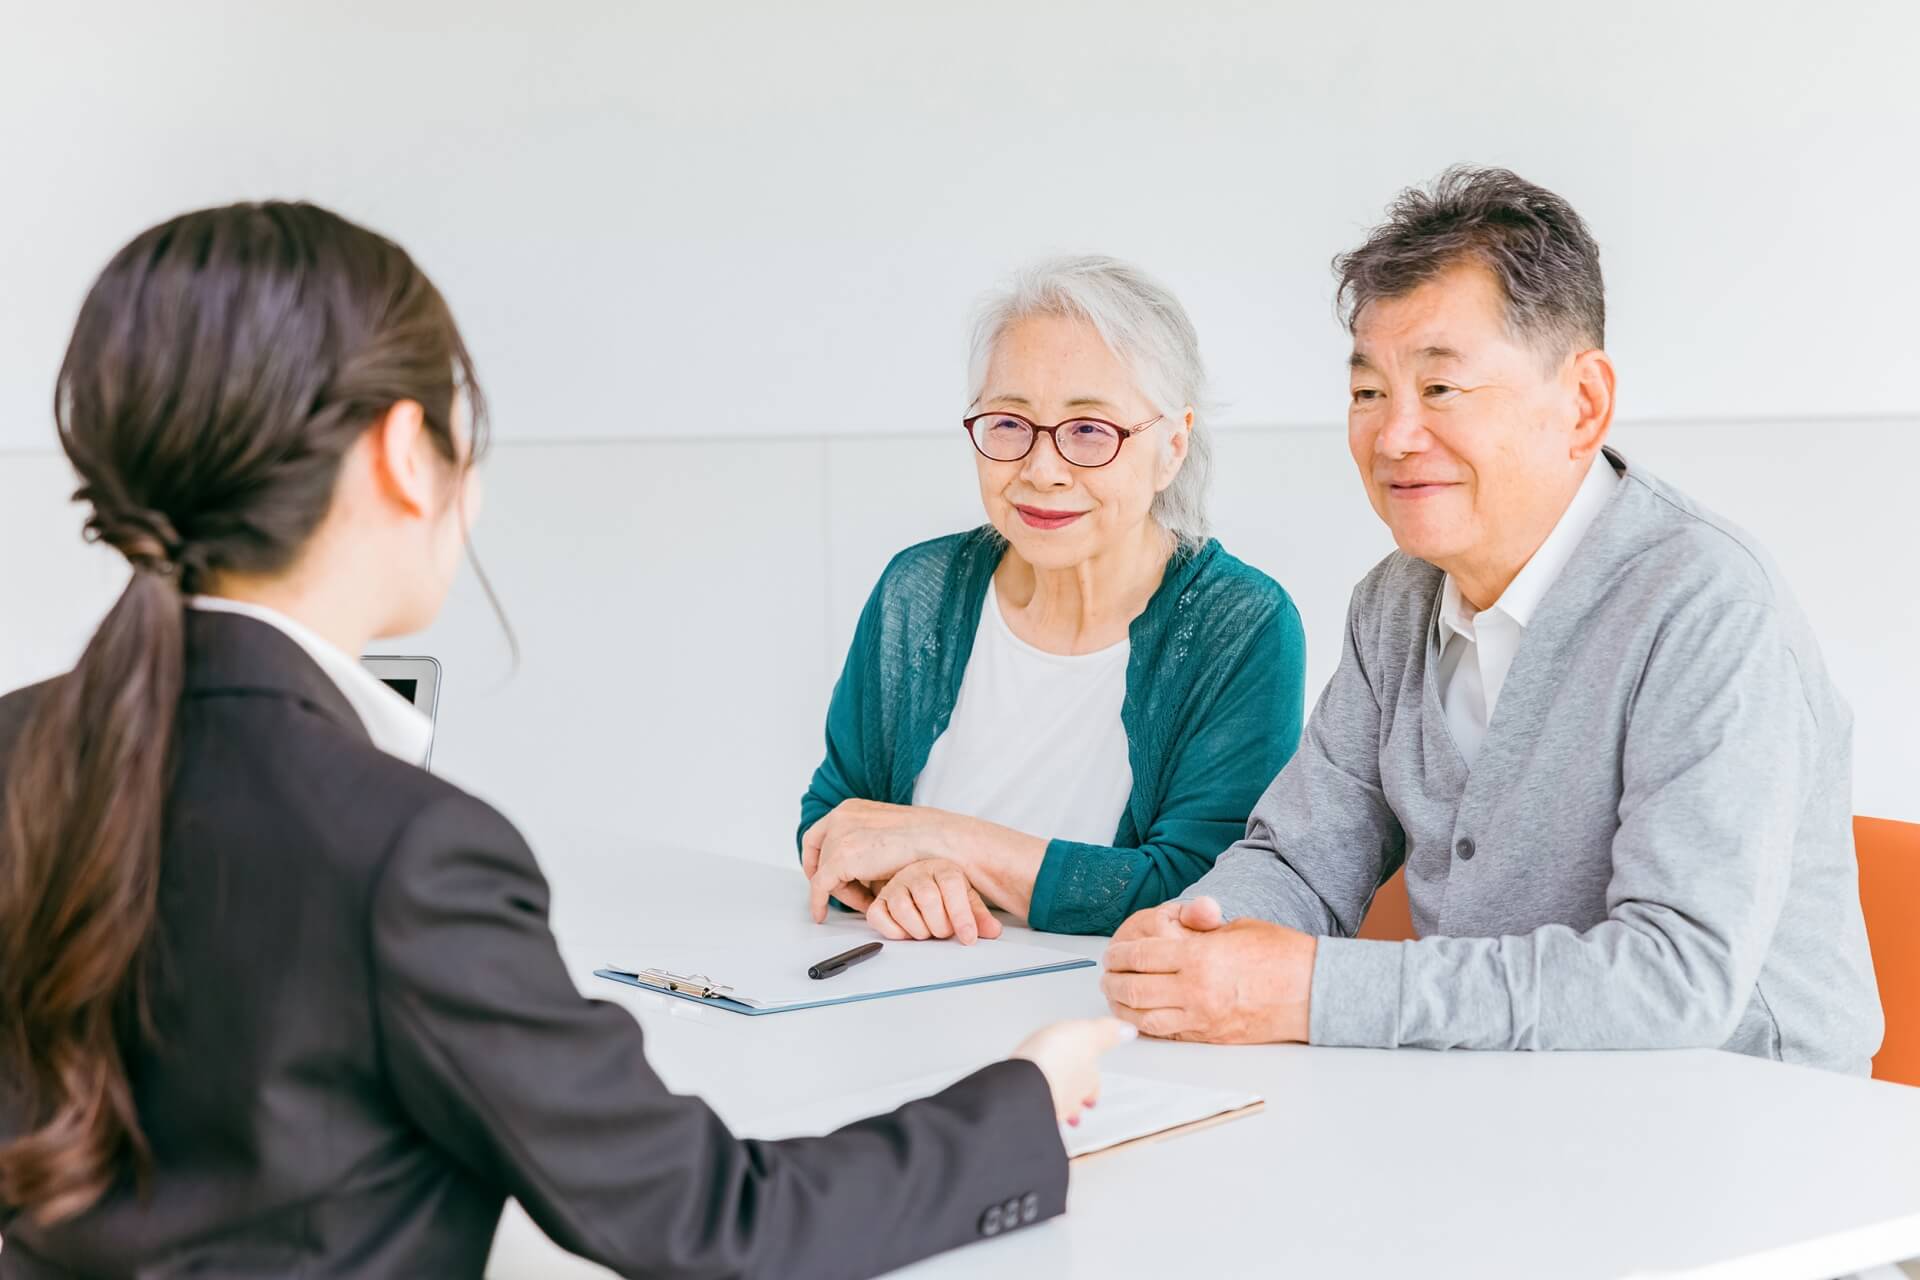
0, 612, 1066, 1278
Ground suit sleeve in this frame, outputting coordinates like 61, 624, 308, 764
370, 795, 1067, 1280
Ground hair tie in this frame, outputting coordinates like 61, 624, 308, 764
85, 506, 186, 581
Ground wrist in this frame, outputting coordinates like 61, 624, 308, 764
1289, 934, 1317, 1042
935, 811, 981, 869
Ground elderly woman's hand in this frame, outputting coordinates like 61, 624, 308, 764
867, 858, 1004, 944
803, 799, 962, 920
803, 799, 1047, 926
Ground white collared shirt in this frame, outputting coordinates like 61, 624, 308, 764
1434, 455, 1622, 768
188, 596, 434, 766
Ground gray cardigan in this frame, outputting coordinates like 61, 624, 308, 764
1190, 449, 1884, 1074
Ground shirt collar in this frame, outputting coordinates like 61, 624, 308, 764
1437, 453, 1623, 641
187, 596, 433, 766
1436, 574, 1478, 646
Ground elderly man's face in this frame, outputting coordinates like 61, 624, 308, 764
1347, 261, 1594, 594
972, 313, 1186, 571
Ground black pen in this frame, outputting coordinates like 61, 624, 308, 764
808, 941, 883, 980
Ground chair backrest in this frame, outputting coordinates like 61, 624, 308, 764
1356, 867, 1414, 942
1856, 815, 1920, 1086
1353, 816, 1917, 1085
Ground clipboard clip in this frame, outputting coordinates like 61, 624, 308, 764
605, 967, 735, 1000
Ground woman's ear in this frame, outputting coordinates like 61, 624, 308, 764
1156, 407, 1195, 491
368, 400, 434, 519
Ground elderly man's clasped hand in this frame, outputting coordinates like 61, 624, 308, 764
1100, 896, 1317, 1043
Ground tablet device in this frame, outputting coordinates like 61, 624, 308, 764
360, 655, 441, 770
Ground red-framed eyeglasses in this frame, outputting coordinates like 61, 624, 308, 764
961, 411, 1162, 469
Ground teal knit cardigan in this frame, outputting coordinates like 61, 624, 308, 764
798, 527, 1307, 935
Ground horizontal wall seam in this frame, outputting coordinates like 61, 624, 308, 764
2, 412, 1914, 458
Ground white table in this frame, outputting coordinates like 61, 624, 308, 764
487, 846, 1920, 1280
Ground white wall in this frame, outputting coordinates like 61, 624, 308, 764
0, 1, 1914, 883
4, 419, 1915, 890
1, 1, 1916, 456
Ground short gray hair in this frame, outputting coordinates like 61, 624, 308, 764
967, 255, 1213, 554
1335, 166, 1606, 359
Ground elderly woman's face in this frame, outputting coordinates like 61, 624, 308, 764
971, 314, 1185, 571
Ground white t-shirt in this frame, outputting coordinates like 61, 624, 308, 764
910, 585, 1134, 845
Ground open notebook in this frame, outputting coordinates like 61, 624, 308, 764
595, 935, 1094, 1015
746, 1069, 1264, 1161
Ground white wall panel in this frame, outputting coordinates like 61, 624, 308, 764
3, 1, 1916, 453
0, 452, 126, 686
4, 419, 1913, 890
385, 439, 834, 867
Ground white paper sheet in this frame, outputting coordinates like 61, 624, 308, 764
746, 1069, 1262, 1159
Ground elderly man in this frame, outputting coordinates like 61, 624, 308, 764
1102, 167, 1883, 1073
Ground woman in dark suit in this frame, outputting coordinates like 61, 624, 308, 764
0, 203, 1128, 1278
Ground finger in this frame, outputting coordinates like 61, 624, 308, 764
808, 868, 835, 923
1138, 1007, 1196, 1040
1060, 1017, 1135, 1121
907, 875, 952, 938
800, 818, 827, 878
1083, 1016, 1137, 1054
1178, 895, 1226, 931
1103, 938, 1189, 976
886, 883, 933, 940
935, 868, 977, 944
967, 886, 1003, 940
1120, 901, 1187, 942
832, 878, 875, 913
867, 897, 905, 939
810, 866, 871, 921
1099, 972, 1188, 1012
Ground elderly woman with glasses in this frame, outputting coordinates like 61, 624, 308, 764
800, 256, 1307, 941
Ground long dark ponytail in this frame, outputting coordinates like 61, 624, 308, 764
0, 202, 486, 1225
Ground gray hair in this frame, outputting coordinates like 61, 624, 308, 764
967, 255, 1213, 554
1335, 166, 1606, 360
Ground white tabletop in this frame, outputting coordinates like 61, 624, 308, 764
487, 845, 1920, 1280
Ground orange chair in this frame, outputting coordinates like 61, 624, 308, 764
1857, 816, 1920, 1086
1357, 867, 1414, 943
1353, 816, 1918, 1085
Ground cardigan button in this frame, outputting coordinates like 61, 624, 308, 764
1455, 837, 1476, 861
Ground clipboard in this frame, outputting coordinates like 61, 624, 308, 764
594, 935, 1096, 1016
600, 967, 740, 1001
